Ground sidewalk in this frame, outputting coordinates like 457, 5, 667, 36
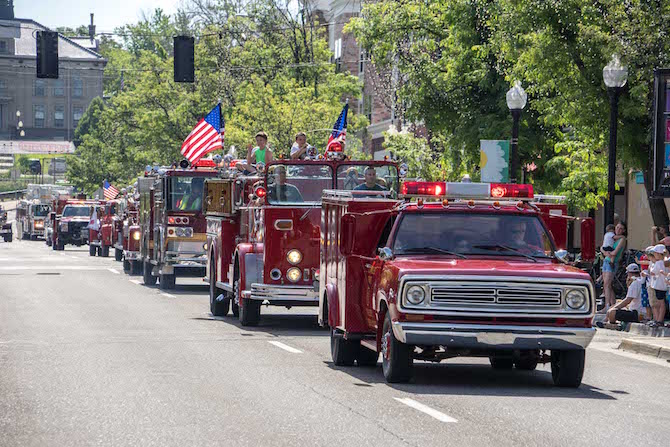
593, 318, 670, 361
618, 337, 670, 361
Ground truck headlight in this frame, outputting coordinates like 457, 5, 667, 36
565, 289, 586, 309
406, 285, 426, 305
286, 267, 301, 283
34, 220, 44, 229
132, 231, 140, 241
60, 223, 68, 231
287, 249, 302, 265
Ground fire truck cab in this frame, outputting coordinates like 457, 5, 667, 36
138, 161, 218, 289
206, 158, 399, 326
53, 199, 102, 251
89, 200, 121, 257
16, 200, 50, 240
320, 181, 596, 387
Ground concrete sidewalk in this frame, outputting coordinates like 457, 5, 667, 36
618, 337, 670, 361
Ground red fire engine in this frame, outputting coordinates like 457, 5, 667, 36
89, 200, 121, 257
116, 193, 142, 274
206, 158, 400, 326
52, 198, 103, 251
138, 160, 219, 289
320, 181, 596, 387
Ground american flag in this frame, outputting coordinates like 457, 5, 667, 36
181, 104, 224, 164
326, 103, 348, 152
103, 180, 119, 200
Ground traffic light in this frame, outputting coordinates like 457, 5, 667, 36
36, 31, 59, 79
174, 36, 194, 83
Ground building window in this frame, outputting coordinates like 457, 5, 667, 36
73, 77, 83, 97
0, 41, 7, 54
53, 79, 64, 97
34, 104, 45, 128
364, 95, 372, 122
54, 105, 64, 128
359, 48, 366, 74
34, 79, 47, 97
0, 80, 6, 96
73, 106, 83, 128
334, 38, 342, 73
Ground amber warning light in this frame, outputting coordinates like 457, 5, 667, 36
401, 181, 533, 199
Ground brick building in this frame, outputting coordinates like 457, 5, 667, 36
0, 1, 106, 147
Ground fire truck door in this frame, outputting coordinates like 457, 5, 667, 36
365, 258, 384, 319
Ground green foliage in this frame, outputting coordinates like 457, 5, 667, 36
382, 128, 440, 181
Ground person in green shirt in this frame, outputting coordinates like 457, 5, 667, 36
237, 131, 274, 174
178, 179, 204, 212
353, 166, 387, 192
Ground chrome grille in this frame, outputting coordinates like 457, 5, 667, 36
430, 283, 562, 311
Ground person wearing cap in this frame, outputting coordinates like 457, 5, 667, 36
638, 246, 654, 320
602, 222, 627, 312
642, 244, 667, 327
599, 263, 646, 326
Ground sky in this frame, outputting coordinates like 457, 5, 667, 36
14, 0, 181, 32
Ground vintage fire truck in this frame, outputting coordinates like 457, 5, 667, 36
116, 193, 142, 274
206, 158, 400, 326
15, 184, 69, 240
319, 181, 596, 387
89, 200, 124, 257
0, 204, 11, 242
138, 160, 218, 289
52, 199, 102, 251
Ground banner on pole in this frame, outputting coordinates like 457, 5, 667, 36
480, 140, 510, 183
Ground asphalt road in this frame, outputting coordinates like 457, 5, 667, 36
1, 240, 669, 447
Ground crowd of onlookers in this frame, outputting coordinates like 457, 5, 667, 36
597, 221, 670, 329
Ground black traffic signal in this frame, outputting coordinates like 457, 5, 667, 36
174, 36, 195, 83
29, 159, 41, 175
36, 31, 59, 79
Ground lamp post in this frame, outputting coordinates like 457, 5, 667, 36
16, 110, 24, 138
602, 54, 628, 229
506, 81, 527, 183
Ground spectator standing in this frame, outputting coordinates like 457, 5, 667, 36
644, 244, 667, 327
651, 225, 670, 251
638, 246, 654, 321
602, 222, 627, 312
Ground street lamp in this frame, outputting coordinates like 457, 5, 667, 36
602, 54, 628, 229
16, 110, 24, 137
506, 80, 527, 183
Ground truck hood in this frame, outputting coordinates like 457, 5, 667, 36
60, 217, 89, 223
391, 256, 590, 281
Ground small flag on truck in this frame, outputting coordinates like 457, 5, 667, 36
181, 103, 224, 164
103, 180, 119, 200
326, 103, 348, 153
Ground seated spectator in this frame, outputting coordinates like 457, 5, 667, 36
599, 263, 646, 326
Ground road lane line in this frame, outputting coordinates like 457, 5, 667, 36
161, 293, 176, 298
107, 268, 120, 274
268, 341, 303, 353
129, 279, 142, 285
0, 266, 110, 271
394, 398, 457, 423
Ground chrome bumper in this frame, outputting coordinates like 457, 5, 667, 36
392, 322, 595, 350
124, 250, 141, 261
250, 283, 318, 302
164, 252, 207, 266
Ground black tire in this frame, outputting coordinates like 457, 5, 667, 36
30, 234, 37, 241
330, 328, 357, 366
231, 300, 239, 317
52, 240, 57, 250
131, 261, 142, 275
231, 277, 241, 318
115, 248, 123, 261
143, 261, 157, 286
100, 246, 109, 257
210, 260, 229, 317
89, 244, 96, 256
238, 295, 260, 326
56, 240, 64, 251
381, 312, 413, 383
159, 273, 176, 290
489, 356, 514, 370
551, 350, 585, 388
123, 259, 131, 273
356, 345, 379, 367
4, 234, 12, 243
515, 354, 539, 371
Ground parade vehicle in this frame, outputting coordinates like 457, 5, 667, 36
15, 184, 70, 240
138, 159, 219, 289
206, 157, 400, 326
116, 193, 142, 274
0, 204, 11, 242
319, 181, 597, 387
52, 199, 102, 251
89, 200, 125, 258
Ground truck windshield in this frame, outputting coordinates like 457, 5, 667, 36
266, 164, 333, 205
392, 213, 555, 259
336, 164, 399, 198
62, 206, 91, 218
169, 176, 206, 212
32, 205, 50, 217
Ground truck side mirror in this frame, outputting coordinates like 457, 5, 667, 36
340, 214, 356, 256
580, 218, 595, 262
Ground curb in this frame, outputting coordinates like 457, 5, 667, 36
618, 339, 670, 361
626, 323, 670, 338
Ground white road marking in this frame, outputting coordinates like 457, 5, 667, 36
129, 279, 143, 285
268, 341, 303, 354
394, 398, 458, 423
0, 266, 110, 271
107, 268, 120, 274
161, 293, 176, 298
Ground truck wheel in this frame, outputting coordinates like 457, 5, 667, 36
489, 356, 514, 369
89, 245, 96, 256
231, 278, 241, 318
551, 350, 585, 388
4, 234, 11, 243
159, 273, 176, 290
143, 261, 157, 286
239, 297, 260, 326
381, 313, 413, 383
330, 329, 357, 366
515, 352, 539, 371
132, 261, 142, 275
56, 240, 64, 251
210, 262, 229, 317
231, 300, 239, 317
100, 246, 110, 257
123, 259, 131, 273
115, 248, 123, 261
356, 345, 379, 367
52, 240, 57, 250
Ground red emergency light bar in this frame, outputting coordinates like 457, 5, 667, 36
401, 181, 534, 200
193, 158, 216, 168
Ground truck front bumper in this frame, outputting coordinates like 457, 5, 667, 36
392, 322, 596, 351
250, 283, 319, 304
124, 250, 141, 261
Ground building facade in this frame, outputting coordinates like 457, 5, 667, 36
0, 2, 105, 144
